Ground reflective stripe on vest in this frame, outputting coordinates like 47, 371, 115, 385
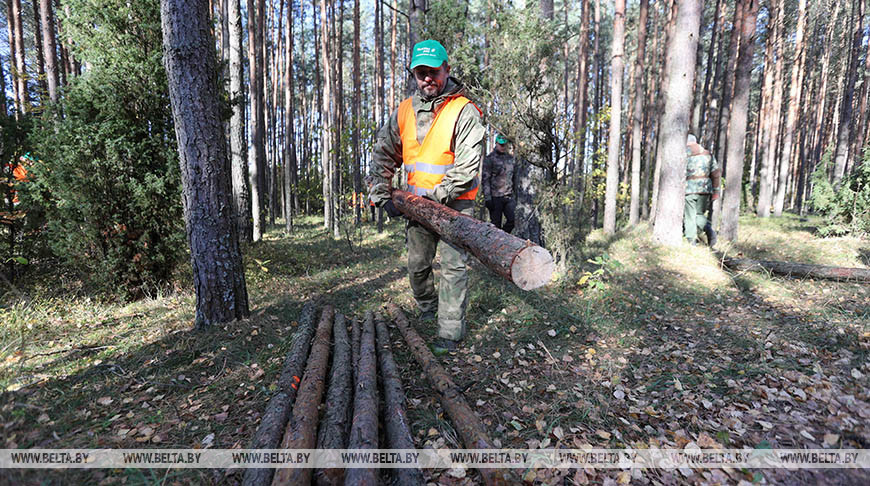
397, 95, 480, 201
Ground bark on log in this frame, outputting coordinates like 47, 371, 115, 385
391, 190, 554, 290
314, 313, 353, 486
344, 312, 379, 485
375, 314, 425, 486
351, 316, 361, 388
271, 306, 335, 486
387, 304, 514, 486
721, 257, 870, 281
242, 301, 318, 486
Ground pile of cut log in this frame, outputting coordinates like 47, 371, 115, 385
243, 302, 513, 486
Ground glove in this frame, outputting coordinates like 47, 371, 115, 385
383, 200, 402, 218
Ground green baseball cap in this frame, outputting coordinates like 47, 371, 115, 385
495, 135, 508, 144
409, 40, 448, 70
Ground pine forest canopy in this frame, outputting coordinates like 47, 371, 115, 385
0, 0, 868, 322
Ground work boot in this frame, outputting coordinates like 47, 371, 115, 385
430, 337, 458, 356
419, 309, 437, 323
704, 223, 718, 248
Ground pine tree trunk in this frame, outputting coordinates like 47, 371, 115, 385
247, 0, 264, 241
39, 0, 60, 104
319, 0, 333, 231
832, 0, 864, 189
353, 0, 361, 225
229, 0, 252, 241
161, 0, 250, 328
755, 0, 782, 218
713, 0, 745, 165
389, 0, 397, 110
32, 0, 47, 97
629, 0, 650, 226
603, 0, 625, 234
772, 0, 807, 216
649, 0, 677, 224
720, 0, 759, 242
571, 0, 590, 208
652, 0, 702, 247
11, 0, 28, 115
283, 0, 296, 233
5, 0, 20, 117
698, 0, 723, 136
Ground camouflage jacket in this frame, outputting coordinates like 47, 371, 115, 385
482, 150, 517, 200
685, 142, 721, 195
366, 77, 485, 206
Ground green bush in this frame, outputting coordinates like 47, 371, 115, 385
810, 147, 870, 237
28, 0, 185, 296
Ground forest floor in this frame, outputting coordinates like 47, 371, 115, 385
1, 213, 868, 485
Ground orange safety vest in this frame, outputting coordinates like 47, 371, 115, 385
397, 95, 480, 200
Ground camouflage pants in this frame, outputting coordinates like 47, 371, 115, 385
406, 199, 474, 341
684, 194, 711, 242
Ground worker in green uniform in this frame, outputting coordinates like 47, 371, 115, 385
482, 134, 518, 233
367, 40, 486, 355
684, 134, 721, 246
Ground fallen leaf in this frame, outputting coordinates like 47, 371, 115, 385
596, 430, 611, 440
97, 397, 113, 406
851, 369, 864, 379
613, 390, 625, 400
547, 329, 557, 337
201, 433, 215, 448
617, 471, 631, 484
214, 412, 228, 422
823, 434, 839, 446
800, 430, 815, 441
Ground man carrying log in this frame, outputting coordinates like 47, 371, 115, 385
684, 134, 721, 247
367, 39, 485, 355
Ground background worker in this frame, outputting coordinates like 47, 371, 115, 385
482, 134, 518, 234
685, 134, 721, 246
367, 39, 485, 354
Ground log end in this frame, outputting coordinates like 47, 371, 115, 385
510, 245, 555, 290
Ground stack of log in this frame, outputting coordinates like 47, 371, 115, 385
242, 302, 513, 486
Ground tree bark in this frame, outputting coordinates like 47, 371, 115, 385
161, 0, 250, 328
247, 0, 265, 241
755, 0, 782, 218
392, 190, 554, 290
652, 0, 702, 246
39, 0, 60, 104
343, 312, 379, 486
629, 0, 650, 226
720, 0, 759, 242
283, 0, 297, 233
5, 0, 20, 117
698, 0, 723, 136
242, 301, 318, 486
319, 0, 334, 232
387, 304, 514, 486
375, 315, 425, 486
722, 257, 870, 281
713, 0, 745, 167
271, 306, 334, 486
314, 313, 353, 486
32, 0, 47, 97
832, 0, 864, 189
649, 0, 677, 224
353, 0, 361, 225
603, 0, 625, 234
772, 0, 807, 216
11, 0, 28, 115
229, 0, 252, 241
571, 0, 590, 199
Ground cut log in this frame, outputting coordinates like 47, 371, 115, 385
387, 304, 514, 486
314, 313, 353, 486
351, 316, 361, 388
391, 189, 554, 290
271, 306, 335, 486
721, 257, 870, 281
375, 314, 425, 486
344, 312, 379, 486
242, 301, 318, 486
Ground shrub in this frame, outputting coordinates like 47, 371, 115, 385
28, 0, 185, 296
810, 147, 870, 237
